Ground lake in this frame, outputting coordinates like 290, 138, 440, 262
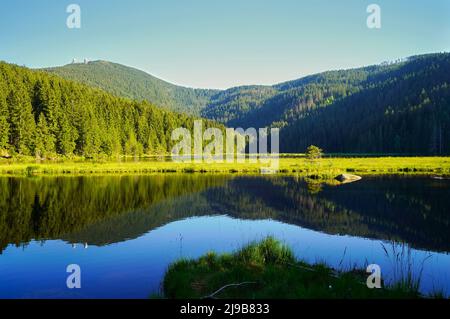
0, 175, 449, 298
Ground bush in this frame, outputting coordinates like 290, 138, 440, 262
306, 145, 323, 160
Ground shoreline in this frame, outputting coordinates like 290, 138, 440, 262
0, 156, 449, 177
0, 157, 449, 177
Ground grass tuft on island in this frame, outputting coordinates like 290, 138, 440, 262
161, 237, 424, 299
0, 156, 449, 177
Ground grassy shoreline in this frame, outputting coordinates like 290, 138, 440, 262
161, 238, 424, 299
0, 156, 449, 177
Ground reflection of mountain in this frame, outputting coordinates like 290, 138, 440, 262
205, 177, 450, 252
0, 175, 227, 253
63, 194, 215, 245
1, 176, 449, 253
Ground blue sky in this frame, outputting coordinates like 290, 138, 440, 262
1, 0, 449, 89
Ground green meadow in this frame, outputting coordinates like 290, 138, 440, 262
0, 156, 449, 177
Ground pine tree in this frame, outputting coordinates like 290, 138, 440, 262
79, 111, 102, 157
34, 113, 55, 158
0, 89, 10, 151
34, 79, 60, 135
57, 114, 78, 156
146, 129, 159, 154
125, 131, 143, 157
7, 85, 36, 155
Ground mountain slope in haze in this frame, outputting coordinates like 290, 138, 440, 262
43, 61, 219, 115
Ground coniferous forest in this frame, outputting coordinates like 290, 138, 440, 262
42, 53, 450, 155
2, 0, 450, 302
0, 62, 220, 158
0, 53, 449, 157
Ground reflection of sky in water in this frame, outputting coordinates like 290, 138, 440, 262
1, 216, 449, 299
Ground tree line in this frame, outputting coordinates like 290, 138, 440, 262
0, 62, 221, 158
280, 54, 450, 154
201, 53, 450, 155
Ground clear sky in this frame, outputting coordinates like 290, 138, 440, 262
1, 0, 449, 89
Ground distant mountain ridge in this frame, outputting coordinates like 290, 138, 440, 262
279, 53, 450, 154
44, 61, 219, 115
42, 53, 450, 154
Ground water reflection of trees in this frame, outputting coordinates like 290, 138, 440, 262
1, 175, 449, 254
63, 176, 450, 252
206, 177, 450, 252
0, 175, 226, 253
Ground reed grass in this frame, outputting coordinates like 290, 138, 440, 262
161, 237, 427, 299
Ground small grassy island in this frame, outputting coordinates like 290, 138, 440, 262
161, 238, 425, 299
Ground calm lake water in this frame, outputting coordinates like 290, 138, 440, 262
0, 175, 449, 298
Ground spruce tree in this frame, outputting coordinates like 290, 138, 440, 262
34, 113, 55, 158
7, 85, 36, 155
0, 89, 10, 151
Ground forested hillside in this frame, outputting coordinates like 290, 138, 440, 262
0, 62, 220, 158
41, 59, 390, 128
216, 67, 383, 128
39, 53, 450, 155
44, 60, 218, 115
201, 85, 277, 124
202, 53, 450, 154
280, 54, 450, 154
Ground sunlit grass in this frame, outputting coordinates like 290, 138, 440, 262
161, 237, 423, 299
0, 156, 449, 176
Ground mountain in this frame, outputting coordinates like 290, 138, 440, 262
202, 53, 450, 154
43, 60, 219, 115
41, 53, 450, 155
279, 53, 450, 154
202, 54, 449, 126
0, 61, 221, 158
40, 59, 389, 127
201, 85, 278, 125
